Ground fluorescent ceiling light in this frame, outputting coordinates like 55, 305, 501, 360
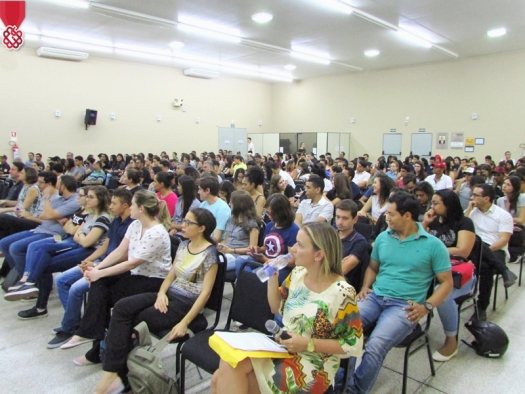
316, 0, 353, 14
252, 12, 273, 23
397, 29, 432, 48
291, 51, 330, 65
364, 49, 380, 57
487, 27, 506, 37
44, 0, 89, 9
284, 64, 296, 70
168, 41, 185, 49
178, 23, 241, 43
115, 49, 172, 61
89, 3, 176, 26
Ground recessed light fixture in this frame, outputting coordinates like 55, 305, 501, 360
168, 41, 185, 49
252, 12, 273, 23
487, 27, 507, 37
364, 49, 380, 57
284, 64, 296, 70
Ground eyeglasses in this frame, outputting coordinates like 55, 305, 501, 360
182, 219, 199, 226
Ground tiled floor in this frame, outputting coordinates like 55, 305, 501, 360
0, 264, 522, 393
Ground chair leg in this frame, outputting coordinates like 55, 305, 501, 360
179, 354, 186, 394
425, 335, 436, 376
402, 343, 411, 394
493, 275, 499, 311
519, 255, 523, 286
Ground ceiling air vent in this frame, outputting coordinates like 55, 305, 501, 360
36, 47, 89, 61
183, 68, 220, 79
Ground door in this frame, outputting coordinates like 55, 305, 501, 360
218, 127, 247, 156
297, 133, 317, 155
382, 133, 402, 156
411, 133, 433, 161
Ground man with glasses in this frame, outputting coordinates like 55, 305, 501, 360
465, 183, 517, 320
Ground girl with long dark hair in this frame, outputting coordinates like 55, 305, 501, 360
171, 175, 200, 234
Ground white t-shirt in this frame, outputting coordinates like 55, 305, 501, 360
126, 221, 172, 278
353, 171, 371, 186
468, 204, 514, 258
424, 174, 453, 191
297, 196, 334, 224
280, 170, 296, 189
248, 142, 255, 153
496, 194, 525, 218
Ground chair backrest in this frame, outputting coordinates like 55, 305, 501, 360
226, 262, 274, 334
169, 235, 181, 260
257, 221, 267, 247
354, 222, 373, 242
204, 253, 227, 329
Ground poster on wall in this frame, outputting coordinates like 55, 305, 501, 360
436, 133, 448, 149
450, 133, 464, 149
465, 137, 475, 146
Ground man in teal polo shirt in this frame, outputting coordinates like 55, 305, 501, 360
343, 191, 453, 394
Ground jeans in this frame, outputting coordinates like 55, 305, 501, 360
56, 266, 90, 333
436, 276, 476, 337
25, 238, 77, 279
35, 246, 95, 309
344, 292, 414, 394
0, 230, 52, 275
233, 255, 292, 285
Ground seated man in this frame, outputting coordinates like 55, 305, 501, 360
335, 199, 369, 292
82, 161, 105, 185
340, 191, 452, 394
72, 155, 86, 182
198, 176, 231, 242
295, 175, 334, 225
48, 189, 134, 348
0, 175, 80, 278
465, 183, 517, 320
0, 162, 25, 207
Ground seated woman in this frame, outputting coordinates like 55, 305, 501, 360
61, 190, 172, 364
243, 166, 266, 219
234, 194, 298, 284
414, 181, 434, 222
357, 175, 393, 223
233, 168, 246, 191
92, 208, 218, 394
421, 189, 476, 362
0, 166, 40, 216
326, 173, 353, 206
219, 190, 260, 269
212, 222, 363, 394
269, 174, 295, 204
153, 171, 178, 217
497, 176, 525, 262
170, 175, 200, 235
218, 180, 235, 205
4, 186, 109, 306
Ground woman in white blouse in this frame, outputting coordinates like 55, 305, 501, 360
61, 190, 172, 365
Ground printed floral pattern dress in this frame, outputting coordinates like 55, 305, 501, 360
252, 267, 363, 394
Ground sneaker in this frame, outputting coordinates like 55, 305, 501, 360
4, 283, 39, 301
20, 296, 38, 302
502, 269, 518, 288
7, 280, 26, 292
509, 255, 522, 264
47, 331, 74, 349
52, 327, 62, 335
18, 306, 48, 320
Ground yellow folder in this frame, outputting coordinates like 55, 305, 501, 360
209, 333, 293, 368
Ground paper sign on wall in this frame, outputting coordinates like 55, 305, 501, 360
10, 132, 17, 142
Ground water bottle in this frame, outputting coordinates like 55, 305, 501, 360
256, 253, 291, 283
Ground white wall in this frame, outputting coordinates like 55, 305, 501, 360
0, 47, 273, 159
272, 50, 525, 162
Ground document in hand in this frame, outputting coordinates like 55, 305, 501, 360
214, 332, 289, 353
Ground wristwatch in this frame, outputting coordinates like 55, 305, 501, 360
306, 338, 315, 352
424, 302, 434, 312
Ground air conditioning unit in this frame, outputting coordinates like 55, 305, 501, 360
36, 47, 89, 61
183, 68, 220, 79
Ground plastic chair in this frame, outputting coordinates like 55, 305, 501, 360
508, 242, 525, 287
176, 262, 273, 393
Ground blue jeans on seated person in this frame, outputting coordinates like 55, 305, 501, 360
34, 246, 95, 310
436, 276, 476, 337
335, 292, 414, 394
24, 237, 77, 279
0, 231, 52, 276
56, 265, 91, 333
233, 255, 292, 285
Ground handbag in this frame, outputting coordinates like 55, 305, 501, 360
450, 256, 475, 289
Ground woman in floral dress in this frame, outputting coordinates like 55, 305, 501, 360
212, 222, 363, 394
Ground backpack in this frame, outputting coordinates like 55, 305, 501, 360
127, 321, 178, 394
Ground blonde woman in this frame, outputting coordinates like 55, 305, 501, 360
212, 222, 363, 394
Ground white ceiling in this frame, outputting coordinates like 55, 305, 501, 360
20, 0, 525, 82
